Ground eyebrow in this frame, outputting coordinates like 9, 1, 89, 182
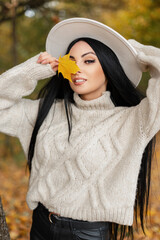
70, 51, 96, 59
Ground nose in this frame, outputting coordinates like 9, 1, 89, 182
75, 62, 81, 74
71, 70, 81, 79
76, 60, 82, 72
71, 69, 81, 80
71, 60, 82, 77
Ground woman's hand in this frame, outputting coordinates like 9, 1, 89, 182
128, 39, 160, 78
37, 52, 59, 72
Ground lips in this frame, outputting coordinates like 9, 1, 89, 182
73, 77, 87, 82
72, 78, 87, 86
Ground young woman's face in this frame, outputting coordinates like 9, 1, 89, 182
69, 41, 107, 100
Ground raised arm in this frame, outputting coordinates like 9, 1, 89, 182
129, 39, 160, 142
0, 53, 57, 138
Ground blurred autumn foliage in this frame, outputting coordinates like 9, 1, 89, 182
0, 0, 160, 239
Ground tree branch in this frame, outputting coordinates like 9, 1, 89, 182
0, 0, 53, 23
0, 197, 10, 240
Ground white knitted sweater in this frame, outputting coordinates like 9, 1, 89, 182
0, 40, 160, 226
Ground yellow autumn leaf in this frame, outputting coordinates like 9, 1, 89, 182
58, 53, 80, 82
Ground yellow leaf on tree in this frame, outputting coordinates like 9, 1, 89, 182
58, 53, 80, 82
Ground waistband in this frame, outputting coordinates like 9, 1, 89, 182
37, 203, 109, 230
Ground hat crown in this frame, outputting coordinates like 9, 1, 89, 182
46, 17, 142, 86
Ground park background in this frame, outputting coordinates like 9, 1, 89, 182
0, 0, 160, 239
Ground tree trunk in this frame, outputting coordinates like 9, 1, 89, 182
11, 2, 18, 66
0, 197, 10, 240
12, 11, 17, 66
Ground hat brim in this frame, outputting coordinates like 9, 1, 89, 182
46, 18, 142, 87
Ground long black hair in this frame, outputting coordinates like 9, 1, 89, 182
28, 37, 156, 239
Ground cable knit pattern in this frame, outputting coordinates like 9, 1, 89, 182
0, 41, 160, 226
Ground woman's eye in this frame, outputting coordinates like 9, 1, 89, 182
85, 60, 95, 64
70, 58, 76, 62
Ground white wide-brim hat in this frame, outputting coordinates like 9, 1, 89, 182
46, 17, 142, 87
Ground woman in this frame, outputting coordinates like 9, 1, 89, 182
0, 18, 159, 240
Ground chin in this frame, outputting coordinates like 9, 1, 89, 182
72, 88, 89, 95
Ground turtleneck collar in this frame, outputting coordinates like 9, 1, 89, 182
73, 91, 115, 110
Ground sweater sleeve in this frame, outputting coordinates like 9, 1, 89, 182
0, 53, 56, 137
128, 39, 160, 141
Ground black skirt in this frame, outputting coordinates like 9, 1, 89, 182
30, 203, 110, 240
